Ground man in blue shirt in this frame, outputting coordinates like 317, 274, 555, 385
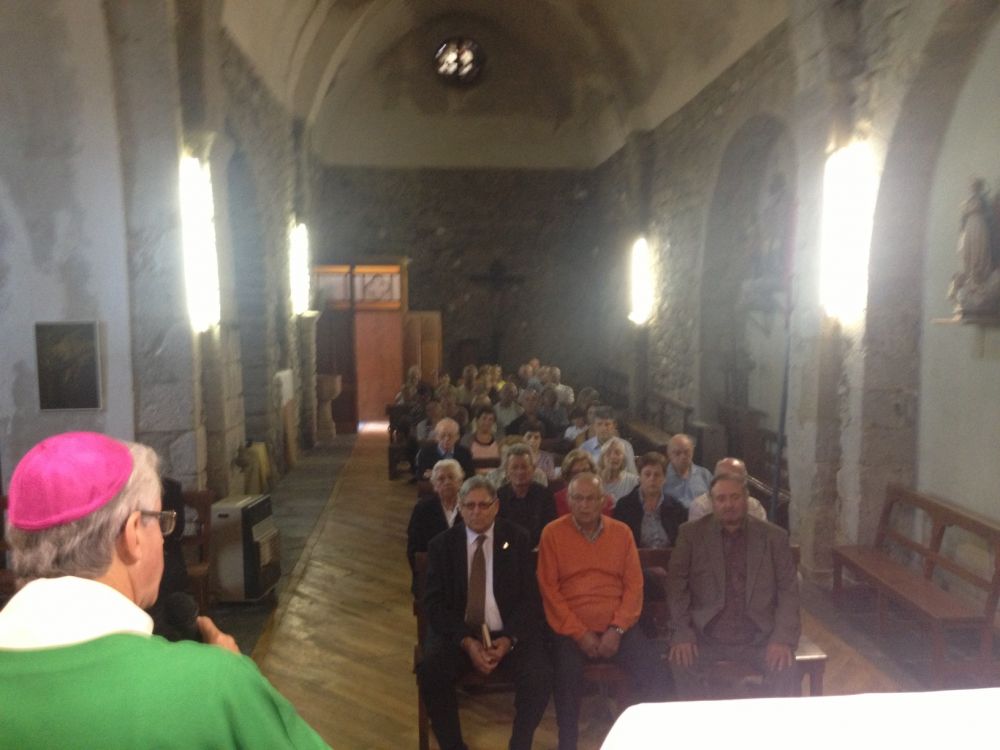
579, 406, 637, 474
664, 433, 712, 509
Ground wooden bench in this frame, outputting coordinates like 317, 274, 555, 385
832, 484, 1000, 685
412, 552, 629, 750
386, 403, 414, 480
624, 391, 692, 456
638, 546, 826, 696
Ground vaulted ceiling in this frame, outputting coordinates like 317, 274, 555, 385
222, 0, 788, 168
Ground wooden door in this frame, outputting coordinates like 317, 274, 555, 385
354, 311, 404, 422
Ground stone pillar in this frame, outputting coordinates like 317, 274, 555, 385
297, 312, 320, 448
105, 0, 205, 487
784, 1, 844, 580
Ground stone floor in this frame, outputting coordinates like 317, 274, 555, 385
208, 436, 355, 653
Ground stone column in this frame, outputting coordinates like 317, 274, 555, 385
105, 0, 205, 487
297, 311, 320, 448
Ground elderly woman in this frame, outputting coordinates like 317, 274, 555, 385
0, 432, 326, 747
613, 451, 687, 549
598, 437, 639, 504
406, 459, 465, 593
553, 449, 614, 517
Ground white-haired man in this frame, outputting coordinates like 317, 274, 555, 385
0, 431, 328, 749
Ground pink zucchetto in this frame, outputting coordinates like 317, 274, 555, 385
8, 432, 134, 531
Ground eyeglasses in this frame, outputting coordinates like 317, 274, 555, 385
140, 510, 177, 536
461, 500, 497, 511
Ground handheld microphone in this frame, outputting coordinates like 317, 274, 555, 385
162, 591, 203, 642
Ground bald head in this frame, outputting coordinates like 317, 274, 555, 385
567, 472, 604, 532
714, 457, 748, 479
667, 434, 694, 476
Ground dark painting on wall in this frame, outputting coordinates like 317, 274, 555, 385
35, 322, 102, 410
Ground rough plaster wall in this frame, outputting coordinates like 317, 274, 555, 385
0, 0, 135, 486
919, 20, 1000, 520
308, 165, 604, 384
849, 1, 998, 546
220, 34, 300, 461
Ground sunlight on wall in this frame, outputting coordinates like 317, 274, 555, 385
289, 221, 311, 315
180, 154, 221, 332
819, 140, 878, 326
628, 236, 655, 325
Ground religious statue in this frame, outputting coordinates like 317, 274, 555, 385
948, 178, 1000, 316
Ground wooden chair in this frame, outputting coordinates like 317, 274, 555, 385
386, 404, 414, 480
181, 489, 215, 612
637, 546, 826, 697
412, 552, 631, 750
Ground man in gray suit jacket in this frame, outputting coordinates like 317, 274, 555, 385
666, 472, 800, 698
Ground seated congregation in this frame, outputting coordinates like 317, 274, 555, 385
403, 360, 805, 750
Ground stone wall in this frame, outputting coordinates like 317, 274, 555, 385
308, 164, 605, 384
591, 23, 796, 412
219, 32, 303, 472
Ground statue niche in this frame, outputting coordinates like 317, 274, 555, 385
948, 178, 1000, 317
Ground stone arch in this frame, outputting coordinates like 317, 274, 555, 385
852, 3, 1000, 542
699, 114, 796, 432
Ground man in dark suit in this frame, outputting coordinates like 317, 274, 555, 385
414, 417, 475, 480
406, 459, 465, 594
418, 476, 551, 750
667, 472, 801, 698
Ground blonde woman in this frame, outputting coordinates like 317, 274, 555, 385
598, 437, 639, 504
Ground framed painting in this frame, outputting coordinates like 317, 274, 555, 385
35, 321, 102, 410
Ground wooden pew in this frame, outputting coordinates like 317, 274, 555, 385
638, 545, 826, 696
832, 484, 1000, 686
412, 552, 629, 750
624, 391, 691, 455
386, 403, 414, 480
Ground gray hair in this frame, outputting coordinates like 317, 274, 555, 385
7, 442, 161, 582
459, 475, 498, 502
431, 458, 465, 481
504, 442, 534, 468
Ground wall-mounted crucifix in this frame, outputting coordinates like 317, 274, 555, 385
468, 259, 526, 363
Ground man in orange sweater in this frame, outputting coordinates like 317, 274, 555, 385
537, 473, 672, 750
